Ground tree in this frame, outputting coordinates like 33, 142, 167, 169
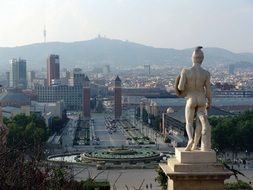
142, 108, 148, 123
149, 114, 155, 126
153, 116, 162, 131
96, 100, 105, 113
155, 167, 167, 190
136, 107, 140, 118
90, 98, 96, 110
5, 113, 49, 154
0, 137, 110, 190
210, 109, 253, 157
52, 116, 63, 134
1, 114, 110, 190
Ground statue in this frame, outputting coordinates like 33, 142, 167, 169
175, 46, 212, 151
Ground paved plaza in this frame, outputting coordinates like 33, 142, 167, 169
72, 165, 161, 190
69, 162, 253, 190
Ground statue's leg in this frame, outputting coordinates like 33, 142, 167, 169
185, 101, 196, 151
197, 108, 211, 151
191, 118, 202, 150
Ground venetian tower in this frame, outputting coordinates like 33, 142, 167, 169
83, 76, 91, 119
114, 76, 122, 120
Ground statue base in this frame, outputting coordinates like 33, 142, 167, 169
160, 148, 232, 190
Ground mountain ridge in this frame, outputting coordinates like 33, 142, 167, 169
1, 37, 253, 71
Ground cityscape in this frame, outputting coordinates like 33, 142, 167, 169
1, 1, 253, 190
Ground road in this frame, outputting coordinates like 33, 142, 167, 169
92, 114, 127, 147
61, 117, 78, 152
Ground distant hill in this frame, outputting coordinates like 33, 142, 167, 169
228, 61, 253, 73
230, 61, 253, 68
1, 37, 253, 71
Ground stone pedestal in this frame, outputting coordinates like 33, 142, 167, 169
160, 148, 232, 190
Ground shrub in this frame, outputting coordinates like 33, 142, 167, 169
225, 180, 252, 189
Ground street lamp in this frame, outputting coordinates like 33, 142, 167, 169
155, 132, 158, 149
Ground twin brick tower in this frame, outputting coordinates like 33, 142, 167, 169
114, 76, 122, 120
83, 76, 91, 119
83, 76, 122, 120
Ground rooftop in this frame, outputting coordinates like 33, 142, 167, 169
165, 106, 234, 123
148, 97, 253, 107
115, 75, 121, 82
0, 91, 30, 105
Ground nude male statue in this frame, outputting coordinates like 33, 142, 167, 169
176, 46, 212, 151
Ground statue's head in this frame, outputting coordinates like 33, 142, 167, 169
192, 46, 204, 64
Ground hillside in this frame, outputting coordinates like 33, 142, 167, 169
1, 37, 253, 71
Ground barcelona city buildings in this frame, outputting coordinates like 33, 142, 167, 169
47, 54, 60, 86
9, 58, 27, 88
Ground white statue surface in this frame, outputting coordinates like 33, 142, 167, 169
176, 46, 212, 151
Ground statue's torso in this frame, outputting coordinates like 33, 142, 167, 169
183, 65, 209, 106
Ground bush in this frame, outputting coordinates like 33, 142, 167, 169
155, 167, 167, 190
81, 178, 110, 190
225, 180, 252, 189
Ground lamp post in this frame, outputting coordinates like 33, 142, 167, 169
155, 132, 158, 150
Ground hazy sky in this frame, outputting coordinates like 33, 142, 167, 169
0, 0, 253, 52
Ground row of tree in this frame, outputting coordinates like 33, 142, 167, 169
4, 113, 67, 151
210, 109, 253, 155
136, 107, 161, 131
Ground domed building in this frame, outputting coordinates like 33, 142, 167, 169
0, 89, 30, 107
166, 107, 175, 113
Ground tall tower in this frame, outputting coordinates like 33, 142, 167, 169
47, 54, 60, 86
114, 76, 122, 120
83, 76, 91, 119
27, 70, 35, 88
9, 58, 27, 88
43, 25, 47, 43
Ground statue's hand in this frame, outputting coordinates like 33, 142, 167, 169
175, 75, 186, 97
206, 103, 211, 110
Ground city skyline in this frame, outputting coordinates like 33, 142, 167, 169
0, 0, 253, 53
